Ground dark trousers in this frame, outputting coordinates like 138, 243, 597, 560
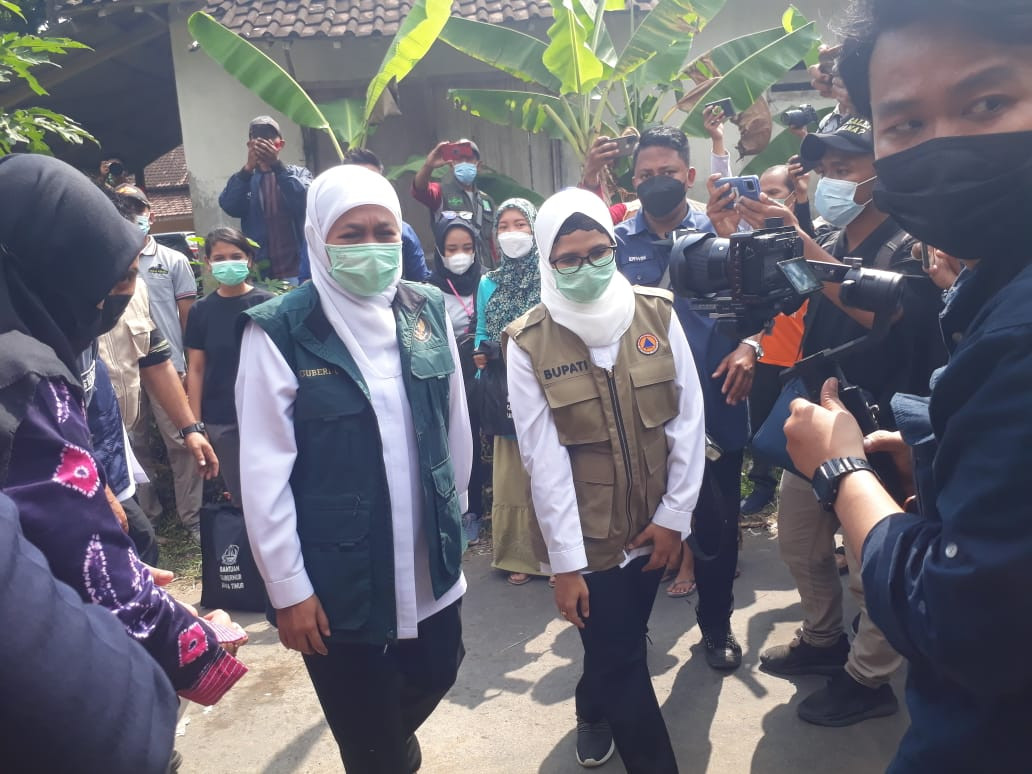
123, 495, 158, 566
467, 396, 487, 517
303, 601, 464, 773
747, 363, 783, 491
575, 556, 678, 774
693, 450, 743, 632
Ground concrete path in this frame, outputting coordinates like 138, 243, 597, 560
174, 531, 908, 773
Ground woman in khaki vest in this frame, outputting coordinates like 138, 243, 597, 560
505, 188, 707, 773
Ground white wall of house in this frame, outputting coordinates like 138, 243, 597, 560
170, 0, 841, 249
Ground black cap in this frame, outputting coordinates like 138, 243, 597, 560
113, 183, 150, 207
249, 115, 282, 136
799, 116, 873, 166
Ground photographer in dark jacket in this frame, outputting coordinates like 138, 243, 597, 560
219, 116, 312, 283
730, 117, 946, 727
784, 0, 1032, 770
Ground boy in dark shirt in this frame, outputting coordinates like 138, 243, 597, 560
184, 228, 273, 504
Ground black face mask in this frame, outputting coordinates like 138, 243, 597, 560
75, 293, 132, 351
873, 131, 1032, 261
637, 175, 687, 219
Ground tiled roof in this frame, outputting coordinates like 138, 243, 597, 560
144, 145, 189, 188
149, 191, 194, 221
205, 0, 553, 39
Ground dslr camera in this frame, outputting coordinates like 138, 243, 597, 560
778, 104, 820, 130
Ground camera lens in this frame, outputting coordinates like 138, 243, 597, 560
108, 162, 124, 177
668, 232, 732, 296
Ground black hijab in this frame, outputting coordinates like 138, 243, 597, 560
428, 217, 482, 297
0, 154, 143, 372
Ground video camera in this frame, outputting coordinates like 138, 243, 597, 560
664, 221, 907, 495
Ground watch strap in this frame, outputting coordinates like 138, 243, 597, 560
813, 456, 877, 511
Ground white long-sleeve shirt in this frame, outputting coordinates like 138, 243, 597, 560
235, 317, 472, 639
507, 314, 706, 574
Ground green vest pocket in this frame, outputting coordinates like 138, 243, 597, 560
430, 459, 463, 580
298, 494, 372, 632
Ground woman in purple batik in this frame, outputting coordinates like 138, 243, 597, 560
0, 155, 246, 705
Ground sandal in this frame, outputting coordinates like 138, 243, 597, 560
666, 578, 696, 598
507, 572, 532, 586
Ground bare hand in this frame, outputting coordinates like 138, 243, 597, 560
277, 594, 331, 655
702, 105, 727, 142
712, 342, 757, 405
184, 433, 220, 479
923, 246, 962, 291
864, 430, 915, 499
473, 353, 488, 370
628, 524, 683, 574
252, 138, 279, 169
787, 155, 810, 201
705, 174, 741, 238
736, 193, 799, 231
204, 609, 248, 657
144, 563, 175, 586
785, 377, 867, 479
425, 141, 452, 170
244, 140, 259, 173
582, 136, 620, 188
553, 572, 590, 629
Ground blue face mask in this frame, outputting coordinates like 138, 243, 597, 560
135, 215, 151, 235
814, 175, 876, 227
453, 162, 478, 186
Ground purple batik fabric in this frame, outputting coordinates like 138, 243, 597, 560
3, 376, 246, 704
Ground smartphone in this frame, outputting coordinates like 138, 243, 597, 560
273, 139, 285, 151
440, 141, 475, 163
703, 98, 737, 120
613, 134, 638, 158
716, 175, 761, 210
919, 243, 932, 271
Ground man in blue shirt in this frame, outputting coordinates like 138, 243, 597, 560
785, 0, 1032, 769
612, 126, 759, 672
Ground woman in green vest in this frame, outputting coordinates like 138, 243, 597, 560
471, 198, 546, 586
236, 164, 472, 773
505, 187, 707, 772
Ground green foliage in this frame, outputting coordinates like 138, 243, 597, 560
0, 3, 96, 156
189, 0, 450, 155
384, 152, 542, 207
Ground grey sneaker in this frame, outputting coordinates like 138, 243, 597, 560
575, 718, 615, 768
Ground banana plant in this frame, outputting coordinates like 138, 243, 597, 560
442, 0, 727, 163
187, 0, 451, 157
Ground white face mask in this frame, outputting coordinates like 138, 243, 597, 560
444, 252, 474, 274
497, 231, 534, 259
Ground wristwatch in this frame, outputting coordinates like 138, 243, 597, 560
811, 457, 878, 511
740, 338, 764, 359
178, 422, 207, 439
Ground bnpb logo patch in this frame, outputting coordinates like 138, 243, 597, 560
636, 333, 659, 355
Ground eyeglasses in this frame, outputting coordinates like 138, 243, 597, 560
550, 243, 617, 275
439, 210, 474, 221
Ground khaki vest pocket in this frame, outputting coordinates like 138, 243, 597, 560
642, 435, 669, 518
570, 449, 615, 539
544, 376, 609, 446
630, 355, 679, 429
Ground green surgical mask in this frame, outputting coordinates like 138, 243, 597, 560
210, 259, 250, 286
325, 242, 401, 296
552, 261, 616, 303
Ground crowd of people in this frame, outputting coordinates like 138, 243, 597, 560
3, 0, 1030, 771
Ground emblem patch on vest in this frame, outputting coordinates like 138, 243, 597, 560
637, 333, 660, 355
413, 316, 432, 343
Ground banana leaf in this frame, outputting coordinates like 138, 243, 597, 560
364, 0, 452, 122
679, 21, 818, 137
439, 18, 561, 92
477, 169, 545, 207
448, 89, 572, 144
384, 153, 447, 181
615, 0, 726, 81
782, 6, 820, 67
740, 106, 832, 176
187, 12, 330, 133
543, 0, 605, 95
320, 97, 365, 148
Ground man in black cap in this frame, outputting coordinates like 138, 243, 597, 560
732, 116, 946, 726
219, 115, 312, 284
412, 138, 497, 268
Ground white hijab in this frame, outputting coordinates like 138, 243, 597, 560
534, 187, 636, 348
305, 165, 404, 378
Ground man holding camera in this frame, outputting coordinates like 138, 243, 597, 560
219, 116, 312, 284
724, 117, 946, 726
412, 139, 497, 269
784, 0, 1032, 767
609, 126, 757, 673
